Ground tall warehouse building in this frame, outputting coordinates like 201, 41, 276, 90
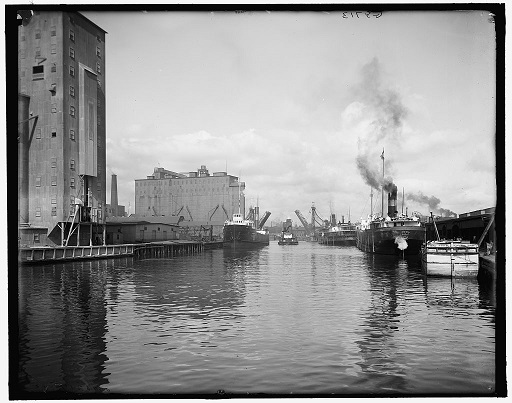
18, 11, 106, 246
135, 165, 246, 224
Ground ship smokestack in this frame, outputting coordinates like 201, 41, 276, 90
111, 174, 118, 217
387, 184, 398, 217
331, 214, 336, 226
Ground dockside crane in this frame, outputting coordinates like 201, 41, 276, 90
221, 205, 230, 220
295, 210, 313, 236
258, 211, 271, 230
208, 204, 219, 221
186, 206, 193, 221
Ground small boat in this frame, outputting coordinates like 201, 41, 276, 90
421, 240, 479, 277
278, 231, 298, 245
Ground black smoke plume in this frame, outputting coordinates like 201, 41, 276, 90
406, 191, 457, 217
359, 57, 408, 141
355, 58, 408, 192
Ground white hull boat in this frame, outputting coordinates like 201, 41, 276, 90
421, 240, 479, 277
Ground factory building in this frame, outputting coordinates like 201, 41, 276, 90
18, 11, 107, 246
134, 165, 245, 228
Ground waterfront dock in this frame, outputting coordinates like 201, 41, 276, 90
18, 240, 223, 265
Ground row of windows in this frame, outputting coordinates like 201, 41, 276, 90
35, 176, 102, 190
29, 61, 101, 80
25, 28, 99, 49
49, 158, 75, 170
34, 127, 102, 144
34, 205, 104, 219
136, 179, 228, 187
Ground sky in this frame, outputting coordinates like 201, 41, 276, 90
82, 9, 497, 225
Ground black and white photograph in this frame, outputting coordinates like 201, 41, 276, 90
9, 3, 505, 399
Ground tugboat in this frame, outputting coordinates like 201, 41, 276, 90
278, 219, 298, 245
278, 232, 299, 245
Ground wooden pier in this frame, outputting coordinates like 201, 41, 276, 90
18, 240, 223, 265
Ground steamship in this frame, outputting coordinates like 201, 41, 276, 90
318, 215, 356, 246
223, 213, 270, 249
356, 185, 426, 256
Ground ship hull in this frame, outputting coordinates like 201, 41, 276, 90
223, 224, 269, 249
319, 232, 356, 246
278, 239, 299, 245
356, 225, 425, 256
421, 241, 479, 277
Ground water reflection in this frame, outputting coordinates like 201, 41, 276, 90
355, 255, 411, 393
18, 260, 113, 394
16, 247, 497, 396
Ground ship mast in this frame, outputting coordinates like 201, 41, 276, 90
381, 148, 385, 217
238, 176, 241, 215
370, 188, 373, 218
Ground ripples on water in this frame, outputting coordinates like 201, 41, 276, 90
17, 242, 496, 396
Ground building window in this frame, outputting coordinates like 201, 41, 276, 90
35, 29, 41, 39
51, 128, 57, 137
35, 177, 41, 187
32, 65, 44, 80
51, 157, 57, 168
51, 197, 57, 204
69, 65, 75, 77
97, 98, 101, 108
70, 177, 75, 188
70, 106, 75, 117
51, 63, 56, 73
70, 129, 75, 140
51, 206, 57, 216
97, 79, 101, 88
96, 62, 101, 74
69, 47, 75, 59
35, 207, 41, 217
69, 85, 75, 97
96, 46, 101, 58
69, 29, 75, 42
70, 159, 75, 170
35, 48, 41, 57
36, 128, 41, 139
97, 183, 101, 191
50, 26, 56, 36
51, 104, 57, 113
51, 176, 57, 186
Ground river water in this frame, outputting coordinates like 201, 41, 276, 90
17, 242, 497, 396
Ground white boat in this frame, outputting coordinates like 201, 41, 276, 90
421, 240, 479, 277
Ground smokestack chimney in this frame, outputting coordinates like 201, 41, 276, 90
331, 214, 336, 226
388, 184, 398, 217
111, 174, 118, 217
